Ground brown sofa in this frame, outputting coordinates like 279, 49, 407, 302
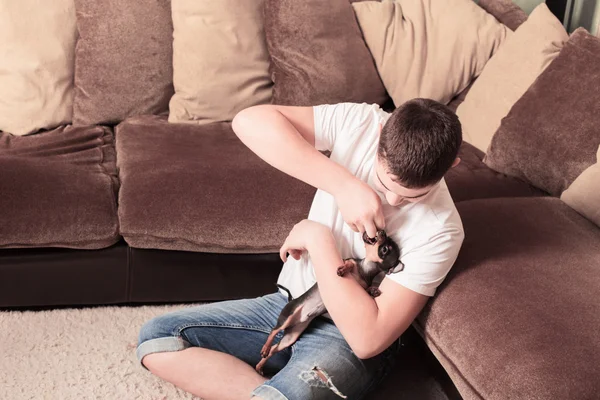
2, 0, 598, 399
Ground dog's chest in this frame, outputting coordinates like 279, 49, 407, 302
354, 260, 382, 286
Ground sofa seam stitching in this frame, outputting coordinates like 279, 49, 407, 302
414, 320, 484, 400
121, 232, 280, 252
96, 125, 121, 242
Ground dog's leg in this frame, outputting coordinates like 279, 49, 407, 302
259, 304, 305, 361
337, 258, 358, 277
260, 329, 281, 360
256, 318, 312, 375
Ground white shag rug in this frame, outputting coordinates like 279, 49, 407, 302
0, 303, 205, 400
1, 303, 451, 400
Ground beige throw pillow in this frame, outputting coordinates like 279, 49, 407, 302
169, 0, 272, 125
456, 3, 569, 152
561, 146, 600, 227
352, 0, 509, 107
0, 0, 77, 136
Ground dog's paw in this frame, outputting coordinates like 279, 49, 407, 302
255, 364, 265, 376
337, 266, 346, 276
260, 348, 269, 359
367, 287, 382, 297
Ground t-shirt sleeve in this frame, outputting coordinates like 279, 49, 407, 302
312, 102, 385, 152
385, 226, 465, 297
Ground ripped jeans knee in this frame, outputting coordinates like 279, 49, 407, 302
250, 318, 400, 400
299, 365, 347, 399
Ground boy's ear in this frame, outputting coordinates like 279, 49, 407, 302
451, 157, 461, 168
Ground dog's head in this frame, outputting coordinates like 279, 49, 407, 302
362, 230, 403, 274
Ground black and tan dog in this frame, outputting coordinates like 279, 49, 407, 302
255, 230, 403, 375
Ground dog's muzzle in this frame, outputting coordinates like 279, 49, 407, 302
362, 230, 386, 245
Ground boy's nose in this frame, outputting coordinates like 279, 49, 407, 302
386, 192, 403, 206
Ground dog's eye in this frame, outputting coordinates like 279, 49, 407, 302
381, 246, 388, 255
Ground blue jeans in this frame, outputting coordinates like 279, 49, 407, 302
137, 291, 401, 400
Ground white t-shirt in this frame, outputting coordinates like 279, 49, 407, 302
277, 102, 465, 303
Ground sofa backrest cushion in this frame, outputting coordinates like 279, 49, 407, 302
352, 0, 510, 107
455, 3, 568, 153
561, 146, 600, 227
73, 0, 174, 126
484, 28, 600, 197
447, 0, 529, 112
264, 0, 389, 107
168, 0, 272, 125
0, 0, 77, 136
477, 0, 528, 31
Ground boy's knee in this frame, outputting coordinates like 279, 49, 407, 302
138, 315, 175, 345
141, 351, 178, 372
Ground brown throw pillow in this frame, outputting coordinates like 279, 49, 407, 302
352, 0, 510, 107
561, 146, 600, 227
485, 28, 600, 197
73, 0, 174, 126
264, 0, 388, 106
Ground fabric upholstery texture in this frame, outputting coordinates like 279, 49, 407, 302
444, 142, 545, 203
352, 0, 510, 106
561, 145, 600, 227
0, 0, 77, 136
446, 81, 474, 114
263, 0, 388, 106
446, 0, 528, 113
478, 0, 528, 31
417, 196, 600, 400
115, 115, 316, 253
168, 0, 272, 125
485, 27, 600, 197
73, 0, 173, 126
456, 3, 568, 152
0, 126, 119, 249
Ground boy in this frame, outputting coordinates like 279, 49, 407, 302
136, 99, 464, 400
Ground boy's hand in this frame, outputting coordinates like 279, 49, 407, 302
334, 177, 385, 239
280, 220, 331, 263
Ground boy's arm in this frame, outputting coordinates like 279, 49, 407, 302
232, 104, 351, 200
307, 220, 463, 358
232, 104, 384, 237
308, 230, 429, 359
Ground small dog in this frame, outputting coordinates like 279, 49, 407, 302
255, 230, 403, 375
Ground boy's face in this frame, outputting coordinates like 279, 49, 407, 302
373, 123, 460, 207
371, 152, 436, 207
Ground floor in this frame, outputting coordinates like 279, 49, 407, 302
1, 301, 463, 400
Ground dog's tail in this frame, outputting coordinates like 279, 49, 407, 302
276, 284, 294, 302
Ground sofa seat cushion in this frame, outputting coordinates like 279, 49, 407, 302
415, 197, 600, 400
445, 142, 545, 203
0, 126, 119, 249
115, 115, 316, 253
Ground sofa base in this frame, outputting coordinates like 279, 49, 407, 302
0, 240, 284, 309
0, 241, 128, 308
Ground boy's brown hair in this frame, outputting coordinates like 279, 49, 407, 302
378, 98, 462, 189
